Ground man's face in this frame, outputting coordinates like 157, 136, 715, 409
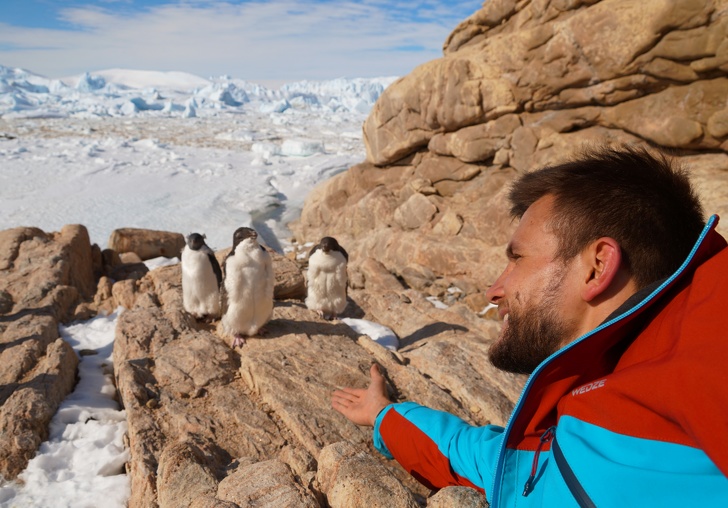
485, 195, 583, 374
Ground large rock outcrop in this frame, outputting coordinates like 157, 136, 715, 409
292, 0, 728, 310
1, 221, 513, 505
112, 258, 518, 507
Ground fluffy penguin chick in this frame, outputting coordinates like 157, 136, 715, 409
305, 236, 348, 320
221, 227, 274, 347
181, 233, 222, 319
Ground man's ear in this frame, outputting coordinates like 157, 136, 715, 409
581, 237, 623, 302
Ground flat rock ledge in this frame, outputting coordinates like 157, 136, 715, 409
0, 223, 519, 507
114, 255, 520, 507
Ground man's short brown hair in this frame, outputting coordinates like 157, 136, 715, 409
509, 145, 705, 289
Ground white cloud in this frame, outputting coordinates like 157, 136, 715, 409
0, 0, 481, 82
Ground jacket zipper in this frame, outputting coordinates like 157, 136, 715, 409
522, 426, 556, 497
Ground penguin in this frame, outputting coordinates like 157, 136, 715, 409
305, 236, 349, 320
181, 232, 222, 320
221, 227, 274, 347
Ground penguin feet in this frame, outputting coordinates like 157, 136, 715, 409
316, 310, 336, 320
232, 335, 246, 348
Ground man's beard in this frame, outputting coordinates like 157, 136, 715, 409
488, 268, 577, 375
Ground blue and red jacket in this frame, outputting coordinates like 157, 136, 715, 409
373, 215, 728, 506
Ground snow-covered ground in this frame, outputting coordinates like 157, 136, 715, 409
0, 66, 397, 251
0, 66, 400, 507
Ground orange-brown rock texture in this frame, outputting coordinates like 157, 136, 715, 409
293, 0, 728, 311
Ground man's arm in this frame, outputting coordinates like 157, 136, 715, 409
331, 364, 504, 494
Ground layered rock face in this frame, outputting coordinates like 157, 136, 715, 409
0, 226, 93, 480
1, 224, 513, 506
113, 257, 515, 507
292, 0, 728, 309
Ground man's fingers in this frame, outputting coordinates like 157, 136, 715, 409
332, 391, 358, 404
371, 363, 383, 378
369, 363, 387, 393
337, 387, 365, 397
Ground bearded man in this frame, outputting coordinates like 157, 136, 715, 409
331, 146, 728, 507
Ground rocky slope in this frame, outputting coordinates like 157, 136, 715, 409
0, 225, 512, 507
2, 0, 727, 507
292, 0, 728, 310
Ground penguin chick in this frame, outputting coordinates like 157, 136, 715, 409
305, 236, 348, 320
181, 232, 222, 320
221, 227, 274, 347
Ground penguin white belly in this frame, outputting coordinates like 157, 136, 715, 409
305, 250, 347, 317
222, 243, 273, 336
181, 247, 221, 317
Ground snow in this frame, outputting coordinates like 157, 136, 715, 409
0, 311, 129, 508
0, 66, 401, 507
0, 65, 397, 252
341, 318, 399, 351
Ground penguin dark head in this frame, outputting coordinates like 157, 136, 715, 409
231, 227, 258, 250
186, 233, 206, 251
319, 236, 339, 253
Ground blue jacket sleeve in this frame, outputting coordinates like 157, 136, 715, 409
372, 401, 505, 491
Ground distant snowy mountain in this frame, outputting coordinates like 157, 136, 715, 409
78, 69, 212, 91
0, 65, 398, 119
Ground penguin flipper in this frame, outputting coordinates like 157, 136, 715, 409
209, 252, 223, 288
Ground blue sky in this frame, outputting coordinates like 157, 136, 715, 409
0, 0, 483, 84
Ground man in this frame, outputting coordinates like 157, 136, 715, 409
331, 146, 728, 506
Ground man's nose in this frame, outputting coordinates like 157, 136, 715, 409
485, 267, 508, 304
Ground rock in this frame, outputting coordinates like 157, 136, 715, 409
107, 257, 517, 505
108, 227, 185, 261
119, 251, 144, 264
427, 486, 489, 507
315, 441, 419, 507
270, 250, 306, 300
0, 337, 78, 479
0, 289, 13, 314
108, 262, 149, 283
0, 225, 96, 480
218, 459, 318, 507
354, 257, 405, 292
156, 440, 220, 508
394, 193, 438, 230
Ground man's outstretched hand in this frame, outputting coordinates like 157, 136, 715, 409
331, 363, 392, 427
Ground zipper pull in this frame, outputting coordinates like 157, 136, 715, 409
522, 426, 556, 497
